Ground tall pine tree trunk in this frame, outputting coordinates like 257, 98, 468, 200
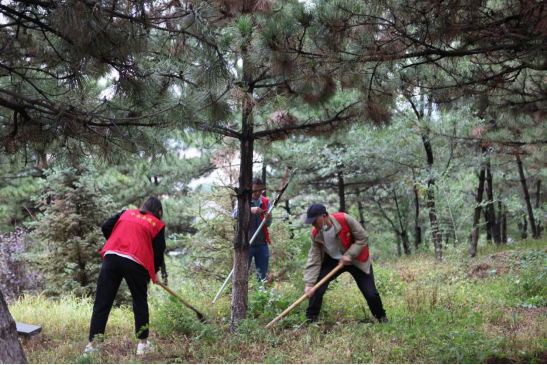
261, 160, 267, 197
421, 132, 442, 261
0, 289, 27, 363
337, 167, 345, 213
536, 180, 541, 209
393, 189, 411, 255
536, 180, 543, 235
519, 216, 528, 239
484, 209, 492, 242
357, 197, 366, 229
497, 199, 507, 244
230, 42, 255, 331
413, 181, 422, 249
485, 151, 501, 244
501, 203, 507, 243
470, 166, 486, 257
515, 152, 539, 238
231, 136, 254, 332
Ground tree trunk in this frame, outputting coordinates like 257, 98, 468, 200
536, 180, 543, 235
393, 189, 411, 255
357, 198, 366, 229
402, 230, 411, 255
413, 182, 422, 249
496, 199, 504, 244
0, 289, 27, 363
231, 134, 253, 332
519, 216, 528, 239
261, 161, 267, 197
501, 202, 507, 244
536, 180, 541, 209
421, 132, 442, 261
484, 209, 492, 242
485, 152, 501, 244
230, 43, 255, 331
469, 166, 486, 258
285, 199, 294, 239
515, 153, 539, 238
337, 167, 345, 213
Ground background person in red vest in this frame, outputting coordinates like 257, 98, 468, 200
85, 197, 166, 356
303, 203, 388, 323
232, 177, 273, 282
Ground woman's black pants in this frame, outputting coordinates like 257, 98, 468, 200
89, 254, 150, 342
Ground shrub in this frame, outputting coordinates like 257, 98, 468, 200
29, 166, 115, 296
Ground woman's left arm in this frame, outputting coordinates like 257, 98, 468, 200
152, 227, 166, 273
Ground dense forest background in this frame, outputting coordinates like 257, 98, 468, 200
0, 0, 546, 363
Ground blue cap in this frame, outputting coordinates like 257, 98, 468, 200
304, 203, 327, 224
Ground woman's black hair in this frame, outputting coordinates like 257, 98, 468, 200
139, 196, 163, 220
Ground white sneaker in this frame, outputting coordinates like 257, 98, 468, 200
83, 345, 98, 356
136, 340, 155, 355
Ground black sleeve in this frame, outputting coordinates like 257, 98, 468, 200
101, 210, 125, 239
152, 226, 166, 273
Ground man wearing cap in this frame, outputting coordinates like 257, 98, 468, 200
303, 203, 387, 323
232, 178, 273, 282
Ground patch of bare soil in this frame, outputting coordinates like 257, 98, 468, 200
469, 250, 516, 279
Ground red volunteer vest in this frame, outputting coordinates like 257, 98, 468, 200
312, 213, 369, 262
250, 196, 271, 245
100, 209, 165, 283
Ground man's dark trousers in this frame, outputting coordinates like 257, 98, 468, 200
306, 255, 386, 320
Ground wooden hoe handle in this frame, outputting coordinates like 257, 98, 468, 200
266, 264, 344, 328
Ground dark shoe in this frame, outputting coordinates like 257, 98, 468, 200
296, 317, 318, 329
378, 316, 389, 324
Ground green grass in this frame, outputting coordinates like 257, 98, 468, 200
12, 239, 547, 363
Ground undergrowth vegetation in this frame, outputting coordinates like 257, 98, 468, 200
12, 239, 547, 364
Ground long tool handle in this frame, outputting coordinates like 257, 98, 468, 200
212, 268, 234, 303
156, 281, 207, 322
266, 264, 344, 328
212, 167, 298, 303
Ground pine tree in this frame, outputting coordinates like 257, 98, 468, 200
30, 166, 115, 296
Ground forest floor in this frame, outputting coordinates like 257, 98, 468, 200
12, 239, 547, 364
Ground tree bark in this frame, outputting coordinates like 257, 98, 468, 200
497, 200, 506, 244
337, 167, 345, 213
484, 209, 492, 242
231, 135, 253, 332
536, 180, 543, 235
485, 151, 501, 244
536, 180, 541, 209
421, 132, 442, 261
469, 166, 486, 258
357, 198, 366, 229
515, 153, 539, 238
284, 199, 294, 239
261, 161, 267, 197
230, 40, 255, 331
519, 216, 528, 239
501, 202, 507, 244
0, 289, 27, 364
393, 189, 411, 255
412, 182, 422, 249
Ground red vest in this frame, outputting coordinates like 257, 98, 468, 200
250, 196, 271, 244
100, 209, 165, 283
312, 213, 369, 262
